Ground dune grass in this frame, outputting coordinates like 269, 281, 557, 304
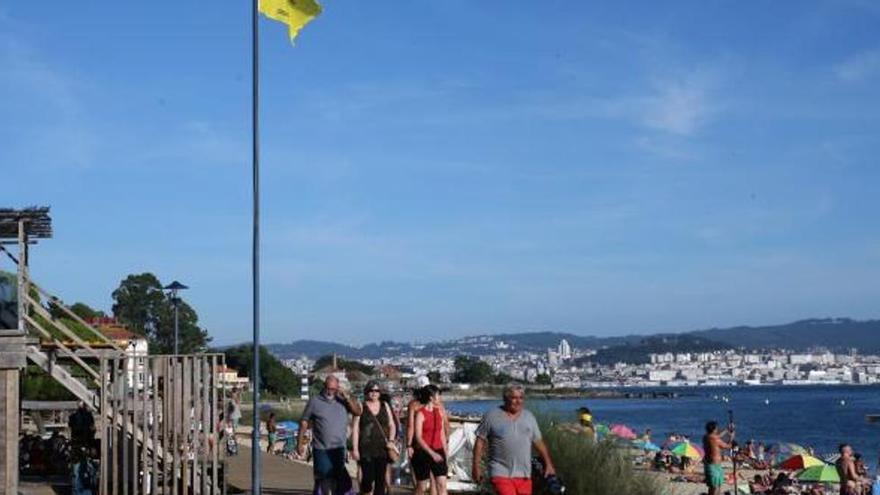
538, 415, 665, 495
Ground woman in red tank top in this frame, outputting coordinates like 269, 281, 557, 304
413, 385, 448, 495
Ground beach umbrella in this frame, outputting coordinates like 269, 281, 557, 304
634, 440, 661, 452
610, 424, 637, 439
669, 441, 704, 459
776, 454, 825, 470
796, 465, 840, 483
769, 443, 809, 463
769, 442, 808, 455
824, 453, 840, 464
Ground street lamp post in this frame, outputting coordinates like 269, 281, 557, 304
164, 281, 188, 354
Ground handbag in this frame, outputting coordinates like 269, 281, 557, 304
369, 402, 400, 463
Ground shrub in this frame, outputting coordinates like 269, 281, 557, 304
538, 415, 664, 495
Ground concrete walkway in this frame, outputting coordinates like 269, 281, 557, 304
226, 446, 316, 494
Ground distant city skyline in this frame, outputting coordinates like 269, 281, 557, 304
3, 2, 880, 346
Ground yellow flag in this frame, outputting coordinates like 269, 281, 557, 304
259, 0, 322, 42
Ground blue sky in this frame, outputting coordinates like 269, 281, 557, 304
2, 1, 880, 346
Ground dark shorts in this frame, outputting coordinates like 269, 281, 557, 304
313, 447, 347, 480
312, 447, 353, 495
411, 450, 448, 481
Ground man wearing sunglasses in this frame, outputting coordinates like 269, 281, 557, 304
299, 376, 363, 495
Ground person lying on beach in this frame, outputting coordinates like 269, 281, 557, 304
749, 474, 771, 494
652, 450, 680, 473
651, 451, 667, 471
802, 486, 825, 495
735, 446, 771, 470
770, 472, 800, 495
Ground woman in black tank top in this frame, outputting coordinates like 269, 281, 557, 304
352, 381, 396, 495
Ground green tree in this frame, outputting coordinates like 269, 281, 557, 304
223, 344, 300, 397
112, 273, 210, 353
452, 355, 494, 384
493, 372, 516, 385
535, 373, 552, 385
427, 370, 442, 384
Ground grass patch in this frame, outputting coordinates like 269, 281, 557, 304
240, 401, 306, 426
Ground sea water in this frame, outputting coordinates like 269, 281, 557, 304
448, 385, 880, 470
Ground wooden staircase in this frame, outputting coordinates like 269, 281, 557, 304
23, 280, 125, 409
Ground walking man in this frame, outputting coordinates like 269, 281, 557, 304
702, 420, 735, 495
472, 384, 556, 495
298, 376, 363, 495
68, 401, 96, 451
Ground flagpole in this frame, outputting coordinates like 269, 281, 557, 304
251, 0, 262, 493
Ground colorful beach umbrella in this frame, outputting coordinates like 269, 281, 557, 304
796, 465, 840, 483
610, 424, 637, 439
770, 443, 810, 463
670, 441, 704, 459
776, 454, 825, 470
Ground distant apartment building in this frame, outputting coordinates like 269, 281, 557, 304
558, 339, 572, 360
648, 370, 677, 382
743, 354, 762, 364
789, 354, 813, 365
650, 353, 675, 364
547, 349, 560, 368
92, 319, 149, 389
217, 365, 250, 390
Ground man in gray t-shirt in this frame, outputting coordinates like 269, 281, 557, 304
298, 376, 362, 492
473, 385, 555, 495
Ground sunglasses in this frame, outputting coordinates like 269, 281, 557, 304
368, 389, 380, 393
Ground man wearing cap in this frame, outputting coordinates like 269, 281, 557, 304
577, 407, 596, 441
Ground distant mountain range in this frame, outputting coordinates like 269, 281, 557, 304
265, 318, 880, 360
690, 317, 880, 352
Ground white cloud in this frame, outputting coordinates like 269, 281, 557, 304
835, 48, 880, 83
482, 68, 722, 137
639, 72, 718, 135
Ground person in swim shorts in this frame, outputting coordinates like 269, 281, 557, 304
702, 420, 734, 495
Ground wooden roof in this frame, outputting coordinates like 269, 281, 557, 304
0, 207, 52, 240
